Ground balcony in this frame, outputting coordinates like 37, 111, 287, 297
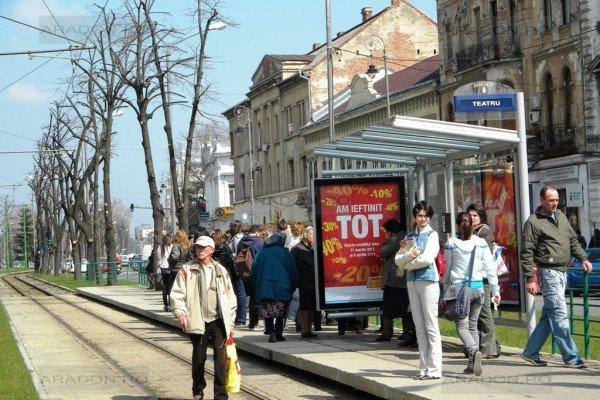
528, 124, 579, 156
455, 34, 522, 72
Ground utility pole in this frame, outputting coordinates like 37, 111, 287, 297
325, 0, 337, 171
23, 208, 28, 268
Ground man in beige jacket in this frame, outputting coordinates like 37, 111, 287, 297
171, 236, 237, 400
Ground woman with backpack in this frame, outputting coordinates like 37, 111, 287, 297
466, 204, 501, 359
443, 212, 500, 376
158, 234, 173, 311
394, 201, 442, 380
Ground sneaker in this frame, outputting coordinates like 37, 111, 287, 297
413, 374, 426, 380
565, 360, 587, 369
472, 350, 482, 377
521, 354, 548, 367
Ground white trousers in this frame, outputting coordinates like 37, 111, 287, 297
407, 280, 443, 377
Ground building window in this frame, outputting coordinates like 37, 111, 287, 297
312, 159, 319, 179
473, 7, 482, 45
229, 185, 235, 203
544, 72, 554, 136
563, 68, 573, 128
445, 24, 453, 67
543, 0, 553, 31
275, 162, 280, 192
274, 114, 280, 141
446, 103, 455, 122
298, 101, 306, 127
300, 156, 307, 186
509, 0, 517, 36
287, 159, 295, 188
457, 18, 464, 50
561, 0, 571, 26
239, 173, 246, 199
490, 1, 498, 42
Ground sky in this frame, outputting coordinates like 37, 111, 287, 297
0, 0, 437, 228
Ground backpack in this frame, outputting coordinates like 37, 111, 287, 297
235, 247, 253, 279
435, 250, 446, 281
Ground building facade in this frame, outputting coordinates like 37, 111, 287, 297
224, 0, 439, 224
200, 136, 235, 230
436, 0, 597, 239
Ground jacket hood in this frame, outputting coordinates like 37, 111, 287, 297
449, 236, 480, 252
239, 235, 263, 247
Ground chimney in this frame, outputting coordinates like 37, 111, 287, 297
361, 6, 373, 22
312, 42, 321, 50
337, 31, 344, 37
391, 0, 403, 6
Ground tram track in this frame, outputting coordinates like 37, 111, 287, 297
1, 273, 380, 400
1, 273, 265, 400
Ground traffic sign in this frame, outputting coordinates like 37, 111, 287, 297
454, 93, 517, 113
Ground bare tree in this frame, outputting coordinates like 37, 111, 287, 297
142, 0, 226, 232
112, 0, 166, 268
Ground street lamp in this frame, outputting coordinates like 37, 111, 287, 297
365, 34, 391, 119
233, 105, 254, 224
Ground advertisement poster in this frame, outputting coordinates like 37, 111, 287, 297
314, 177, 405, 310
454, 169, 521, 308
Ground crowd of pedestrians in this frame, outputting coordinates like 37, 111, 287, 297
151, 185, 590, 399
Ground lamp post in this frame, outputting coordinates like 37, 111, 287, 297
365, 35, 391, 119
234, 106, 254, 224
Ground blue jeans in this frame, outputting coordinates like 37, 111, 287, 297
523, 268, 581, 364
233, 279, 247, 324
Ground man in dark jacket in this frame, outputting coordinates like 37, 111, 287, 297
521, 186, 592, 369
236, 225, 265, 330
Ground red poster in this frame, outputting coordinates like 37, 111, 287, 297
482, 171, 520, 306
314, 177, 405, 309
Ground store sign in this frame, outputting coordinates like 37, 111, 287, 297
454, 94, 517, 113
566, 184, 584, 207
313, 177, 405, 310
540, 165, 579, 182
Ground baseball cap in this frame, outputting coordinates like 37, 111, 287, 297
194, 236, 215, 248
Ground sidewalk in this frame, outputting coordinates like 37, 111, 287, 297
77, 285, 600, 400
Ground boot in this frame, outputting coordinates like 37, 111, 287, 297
465, 349, 482, 376
376, 318, 393, 341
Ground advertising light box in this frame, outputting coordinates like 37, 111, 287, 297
313, 177, 406, 310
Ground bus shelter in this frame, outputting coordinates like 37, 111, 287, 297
312, 93, 536, 333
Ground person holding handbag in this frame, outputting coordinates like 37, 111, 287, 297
443, 212, 500, 376
467, 204, 501, 359
394, 201, 442, 380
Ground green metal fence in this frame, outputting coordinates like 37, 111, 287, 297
551, 271, 600, 359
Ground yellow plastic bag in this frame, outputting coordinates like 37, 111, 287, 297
225, 340, 241, 393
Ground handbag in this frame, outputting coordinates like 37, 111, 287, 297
444, 247, 476, 322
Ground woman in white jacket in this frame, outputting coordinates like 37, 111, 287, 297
395, 201, 442, 380
444, 212, 500, 376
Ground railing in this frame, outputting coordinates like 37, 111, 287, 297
551, 271, 600, 359
529, 124, 578, 155
455, 34, 522, 71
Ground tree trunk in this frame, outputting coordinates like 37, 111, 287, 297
137, 101, 164, 273
102, 116, 117, 285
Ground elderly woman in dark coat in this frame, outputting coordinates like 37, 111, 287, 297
290, 226, 319, 339
377, 219, 408, 341
251, 231, 298, 343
